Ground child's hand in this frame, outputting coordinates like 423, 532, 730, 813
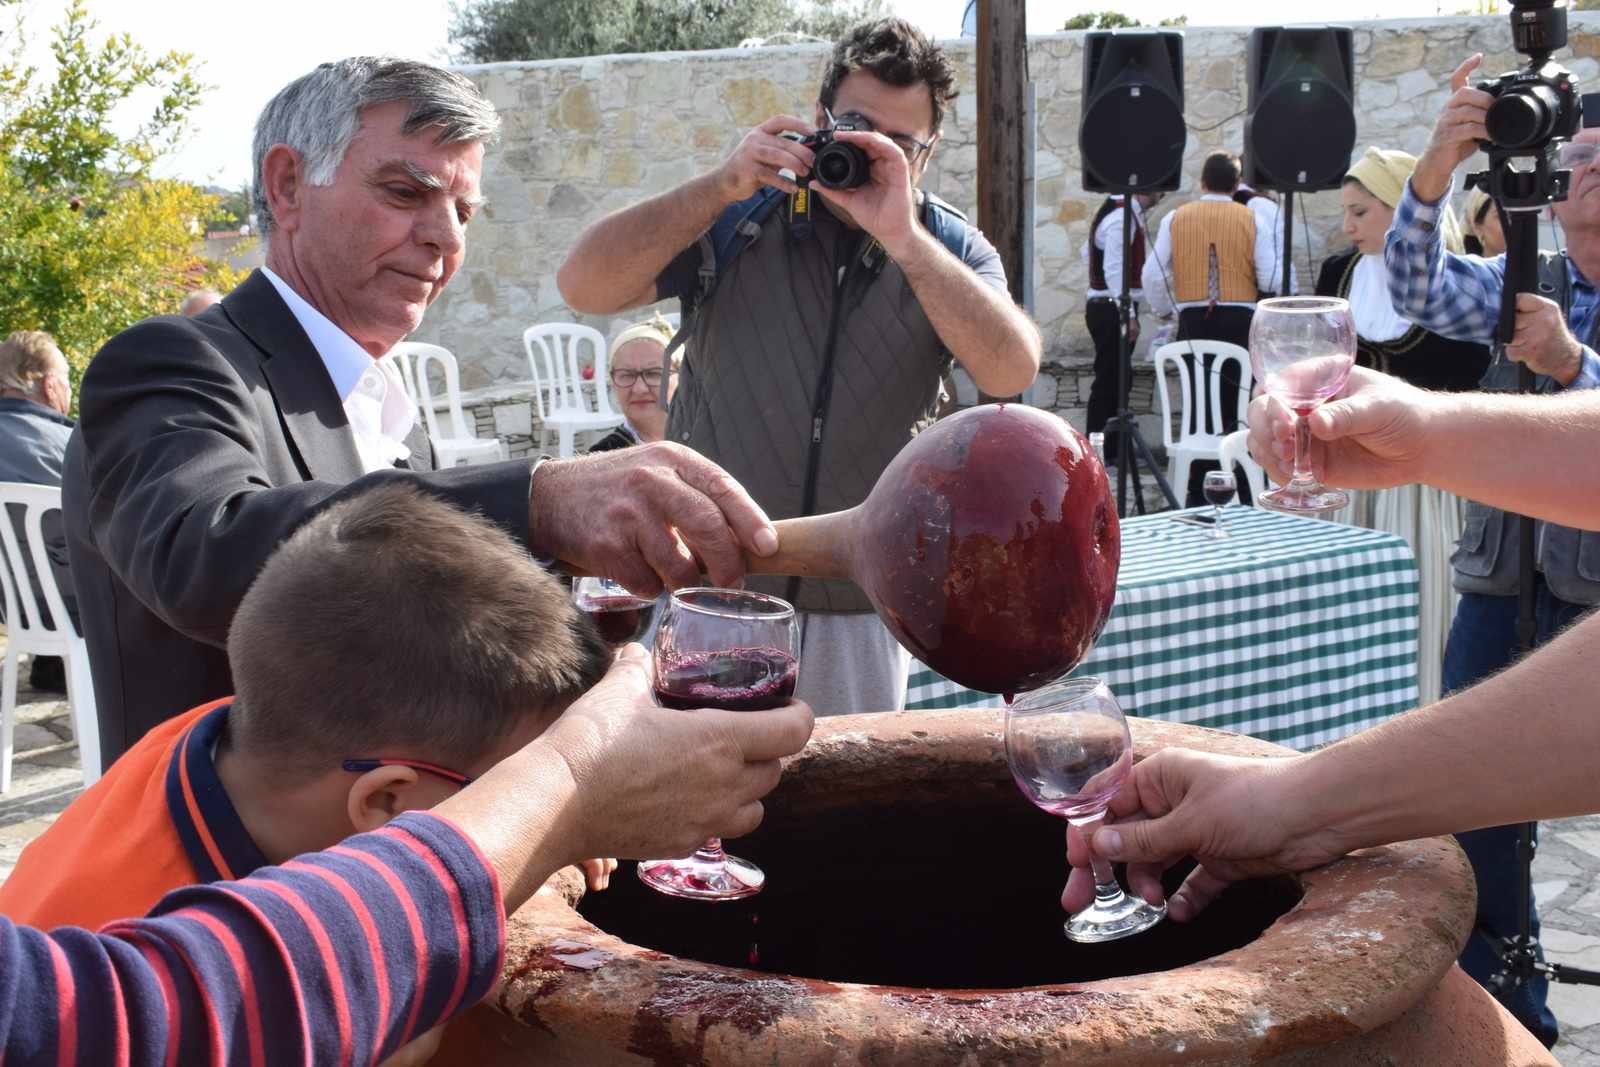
579, 857, 618, 891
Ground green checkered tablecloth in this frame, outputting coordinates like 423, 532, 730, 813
905, 506, 1421, 751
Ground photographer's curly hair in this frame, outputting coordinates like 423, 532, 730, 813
819, 18, 958, 134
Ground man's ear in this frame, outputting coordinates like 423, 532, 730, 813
345, 765, 420, 833
260, 143, 307, 235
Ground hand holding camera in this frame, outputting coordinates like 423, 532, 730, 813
1414, 55, 1496, 202
715, 114, 817, 201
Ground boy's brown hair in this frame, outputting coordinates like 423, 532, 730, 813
226, 483, 609, 779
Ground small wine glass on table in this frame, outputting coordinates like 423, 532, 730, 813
573, 576, 656, 647
638, 587, 799, 902
1006, 677, 1166, 942
1247, 296, 1357, 513
1203, 469, 1237, 539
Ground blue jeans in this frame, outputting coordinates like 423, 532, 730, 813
1442, 583, 1591, 1048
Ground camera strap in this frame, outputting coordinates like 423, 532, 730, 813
787, 186, 815, 242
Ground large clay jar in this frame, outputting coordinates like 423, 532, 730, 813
442, 712, 1555, 1066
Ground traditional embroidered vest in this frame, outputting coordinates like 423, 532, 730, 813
1088, 197, 1145, 292
667, 200, 951, 613
1170, 199, 1258, 305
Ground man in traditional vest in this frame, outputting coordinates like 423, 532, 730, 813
1142, 150, 1278, 502
558, 18, 1042, 716
1083, 192, 1157, 468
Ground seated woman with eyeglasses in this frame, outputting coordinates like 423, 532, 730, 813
590, 315, 681, 451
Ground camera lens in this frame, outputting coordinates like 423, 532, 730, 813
815, 141, 869, 189
1487, 84, 1562, 148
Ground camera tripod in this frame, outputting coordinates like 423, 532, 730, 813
1101, 198, 1179, 516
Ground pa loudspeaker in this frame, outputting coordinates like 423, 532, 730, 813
1244, 27, 1357, 191
1080, 31, 1186, 193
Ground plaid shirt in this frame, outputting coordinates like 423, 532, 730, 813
1384, 175, 1600, 391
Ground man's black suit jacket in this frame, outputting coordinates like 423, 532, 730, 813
63, 271, 532, 769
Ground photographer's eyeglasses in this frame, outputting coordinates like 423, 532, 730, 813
824, 107, 933, 164
1559, 142, 1599, 170
611, 367, 665, 389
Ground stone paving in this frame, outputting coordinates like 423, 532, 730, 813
0, 645, 1596, 1060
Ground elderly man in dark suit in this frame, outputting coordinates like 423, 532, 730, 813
64, 58, 778, 769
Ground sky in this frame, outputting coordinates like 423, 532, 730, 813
4, 0, 1465, 189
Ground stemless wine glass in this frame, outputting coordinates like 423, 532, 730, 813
573, 576, 656, 647
1248, 296, 1357, 513
1203, 469, 1237, 539
638, 587, 800, 901
1005, 677, 1166, 942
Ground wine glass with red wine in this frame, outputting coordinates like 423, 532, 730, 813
1006, 677, 1166, 942
638, 587, 799, 901
1203, 469, 1237, 539
1248, 296, 1357, 513
573, 576, 656, 647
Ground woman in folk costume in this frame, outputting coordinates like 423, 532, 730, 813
1315, 146, 1491, 705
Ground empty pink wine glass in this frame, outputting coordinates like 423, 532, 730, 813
1248, 296, 1357, 513
1006, 676, 1165, 942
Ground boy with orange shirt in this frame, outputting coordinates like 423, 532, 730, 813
0, 481, 613, 942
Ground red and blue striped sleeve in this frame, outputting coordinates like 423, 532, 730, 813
0, 811, 505, 1067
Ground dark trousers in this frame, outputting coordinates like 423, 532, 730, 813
1085, 298, 1125, 463
1442, 582, 1592, 1048
1175, 305, 1254, 505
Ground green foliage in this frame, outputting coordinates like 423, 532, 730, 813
1062, 11, 1142, 30
1061, 10, 1184, 29
0, 0, 245, 381
450, 0, 889, 63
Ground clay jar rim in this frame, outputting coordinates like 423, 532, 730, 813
497, 710, 1478, 1064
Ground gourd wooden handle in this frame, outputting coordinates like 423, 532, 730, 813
745, 510, 856, 581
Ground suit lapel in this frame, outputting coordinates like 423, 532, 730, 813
223, 271, 366, 484
402, 421, 435, 472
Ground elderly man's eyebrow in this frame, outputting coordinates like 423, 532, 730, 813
373, 159, 486, 207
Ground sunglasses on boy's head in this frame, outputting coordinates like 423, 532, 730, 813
341, 758, 473, 788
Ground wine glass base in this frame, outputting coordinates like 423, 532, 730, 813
1064, 892, 1168, 943
1258, 484, 1348, 514
638, 853, 765, 901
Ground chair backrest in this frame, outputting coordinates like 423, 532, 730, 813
0, 482, 74, 650
1217, 428, 1267, 504
522, 323, 612, 420
1152, 340, 1253, 443
391, 342, 474, 440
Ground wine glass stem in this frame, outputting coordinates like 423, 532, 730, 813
1083, 814, 1125, 902
693, 837, 726, 863
1290, 414, 1317, 489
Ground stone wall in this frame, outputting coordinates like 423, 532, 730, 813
415, 14, 1600, 443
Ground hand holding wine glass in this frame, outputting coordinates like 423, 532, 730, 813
1248, 296, 1357, 513
1006, 677, 1166, 942
639, 587, 800, 901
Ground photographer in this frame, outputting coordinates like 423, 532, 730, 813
558, 18, 1041, 717
1382, 53, 1600, 1042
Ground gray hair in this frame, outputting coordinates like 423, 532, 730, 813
251, 57, 499, 236
0, 331, 66, 394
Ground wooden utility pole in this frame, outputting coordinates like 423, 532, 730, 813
975, 0, 1028, 401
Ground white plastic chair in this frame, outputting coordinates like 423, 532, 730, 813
522, 323, 625, 457
1217, 428, 1267, 505
0, 483, 98, 790
388, 343, 507, 468
1153, 340, 1253, 498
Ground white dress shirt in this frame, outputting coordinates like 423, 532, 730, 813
1082, 197, 1147, 303
261, 268, 416, 473
1244, 193, 1300, 295
1141, 193, 1282, 320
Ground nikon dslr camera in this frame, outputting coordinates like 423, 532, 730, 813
783, 111, 872, 191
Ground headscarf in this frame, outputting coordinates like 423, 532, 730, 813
1345, 146, 1465, 254
609, 313, 681, 369
1461, 186, 1497, 251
